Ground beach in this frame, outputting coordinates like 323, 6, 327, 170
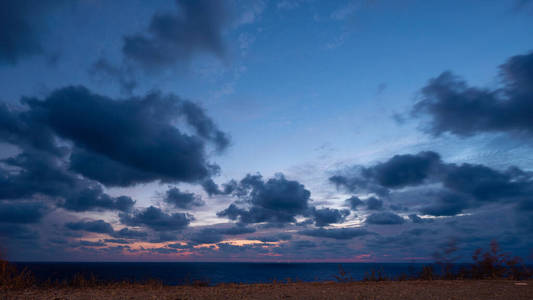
3, 280, 532, 300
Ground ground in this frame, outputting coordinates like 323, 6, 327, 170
2, 280, 532, 300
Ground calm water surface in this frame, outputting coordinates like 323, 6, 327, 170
14, 262, 434, 285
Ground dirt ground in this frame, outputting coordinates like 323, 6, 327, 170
2, 280, 532, 300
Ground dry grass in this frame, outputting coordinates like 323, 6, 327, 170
2, 280, 533, 300
0, 257, 34, 290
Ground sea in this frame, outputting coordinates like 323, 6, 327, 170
13, 262, 436, 285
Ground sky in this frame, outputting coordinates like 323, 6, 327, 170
1, 0, 533, 262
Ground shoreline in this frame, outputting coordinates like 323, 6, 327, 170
3, 280, 532, 300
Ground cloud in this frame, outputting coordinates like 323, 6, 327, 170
120, 206, 192, 231
65, 220, 114, 234
365, 228, 436, 251
412, 51, 533, 138
0, 224, 39, 240
0, 103, 61, 155
189, 226, 256, 244
61, 186, 135, 212
164, 187, 204, 209
299, 227, 372, 240
330, 150, 533, 217
189, 228, 224, 244
247, 233, 292, 242
110, 228, 148, 240
201, 178, 237, 196
22, 86, 227, 186
330, 151, 442, 194
122, 0, 231, 71
0, 0, 62, 65
0, 151, 134, 212
363, 151, 442, 189
419, 192, 469, 217
345, 196, 364, 210
0, 86, 228, 188
0, 151, 74, 200
365, 197, 383, 210
365, 212, 405, 225
311, 207, 350, 227
0, 151, 134, 213
442, 164, 531, 202
0, 202, 47, 224
408, 214, 432, 224
77, 240, 106, 247
217, 173, 311, 225
180, 101, 230, 152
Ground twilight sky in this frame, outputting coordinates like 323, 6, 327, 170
1, 0, 533, 262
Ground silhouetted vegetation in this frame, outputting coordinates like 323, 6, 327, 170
333, 240, 532, 283
362, 267, 389, 282
333, 265, 353, 282
0, 254, 34, 290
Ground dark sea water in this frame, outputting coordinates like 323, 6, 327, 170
13, 262, 434, 285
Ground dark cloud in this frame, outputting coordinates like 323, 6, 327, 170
330, 150, 533, 217
65, 220, 114, 234
311, 207, 350, 227
0, 0, 62, 65
419, 191, 470, 217
189, 226, 256, 244
0, 103, 61, 155
180, 101, 230, 153
219, 226, 256, 235
110, 228, 148, 240
0, 224, 39, 240
167, 243, 192, 249
201, 178, 237, 196
345, 196, 364, 210
0, 202, 47, 224
412, 51, 533, 138
164, 187, 204, 209
365, 212, 405, 225
299, 228, 371, 240
0, 151, 74, 200
77, 240, 106, 247
443, 164, 530, 202
331, 151, 441, 194
247, 233, 292, 242
366, 197, 383, 210
0, 151, 134, 214
330, 172, 389, 197
365, 228, 436, 251
68, 149, 157, 188
122, 0, 231, 71
61, 186, 135, 212
153, 231, 179, 242
120, 206, 192, 231
217, 173, 311, 225
22, 86, 227, 186
371, 152, 441, 189
408, 214, 433, 224
287, 240, 317, 249
0, 84, 228, 217
189, 228, 224, 244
